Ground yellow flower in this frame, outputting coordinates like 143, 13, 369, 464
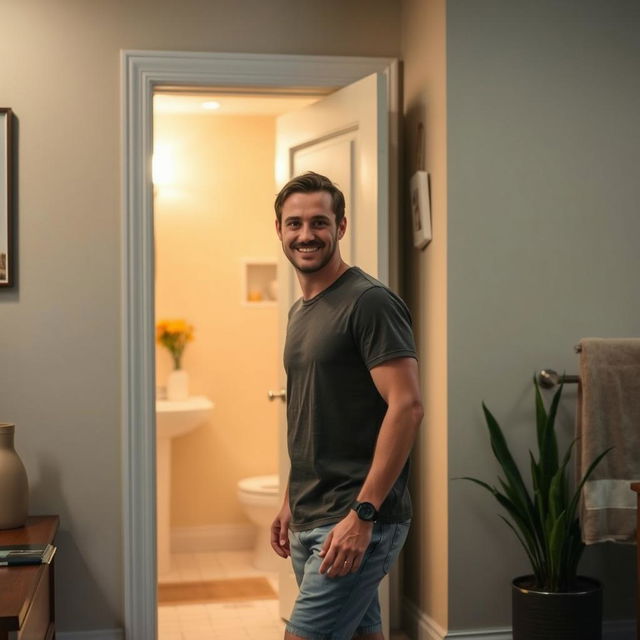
156, 318, 195, 369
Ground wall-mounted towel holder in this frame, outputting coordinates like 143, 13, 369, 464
537, 369, 580, 389
538, 344, 583, 388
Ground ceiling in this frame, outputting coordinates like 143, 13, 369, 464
153, 91, 322, 116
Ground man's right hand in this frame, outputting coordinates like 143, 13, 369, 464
270, 500, 292, 558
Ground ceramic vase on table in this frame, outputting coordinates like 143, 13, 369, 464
167, 369, 189, 400
0, 423, 29, 529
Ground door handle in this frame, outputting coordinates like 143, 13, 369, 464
268, 389, 287, 402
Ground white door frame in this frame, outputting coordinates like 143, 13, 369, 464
121, 50, 400, 639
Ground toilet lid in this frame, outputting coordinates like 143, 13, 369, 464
238, 474, 279, 496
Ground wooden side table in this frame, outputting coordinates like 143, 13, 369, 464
0, 516, 59, 640
632, 483, 640, 640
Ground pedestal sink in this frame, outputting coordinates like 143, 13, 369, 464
156, 396, 214, 576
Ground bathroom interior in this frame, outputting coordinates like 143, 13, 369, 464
152, 89, 319, 640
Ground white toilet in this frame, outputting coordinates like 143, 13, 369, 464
237, 474, 280, 572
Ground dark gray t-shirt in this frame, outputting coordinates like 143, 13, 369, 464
284, 267, 417, 531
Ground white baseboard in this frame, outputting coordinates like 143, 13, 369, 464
171, 523, 255, 553
402, 597, 449, 640
402, 597, 633, 640
57, 631, 124, 640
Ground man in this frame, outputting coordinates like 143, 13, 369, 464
270, 172, 423, 640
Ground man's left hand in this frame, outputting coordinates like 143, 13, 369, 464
318, 511, 373, 578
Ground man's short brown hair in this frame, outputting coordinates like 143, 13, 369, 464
274, 172, 345, 225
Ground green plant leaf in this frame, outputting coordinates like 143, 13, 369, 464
534, 377, 547, 452
482, 402, 534, 517
544, 382, 562, 470
460, 473, 544, 570
495, 492, 543, 560
458, 476, 498, 496
548, 464, 567, 524
548, 510, 568, 591
536, 379, 561, 513
530, 451, 541, 496
499, 515, 542, 581
465, 381, 610, 592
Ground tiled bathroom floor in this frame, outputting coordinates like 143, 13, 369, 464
158, 551, 283, 640
158, 550, 275, 586
158, 550, 410, 640
159, 599, 284, 640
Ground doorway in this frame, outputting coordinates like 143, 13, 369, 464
121, 51, 399, 639
152, 90, 320, 639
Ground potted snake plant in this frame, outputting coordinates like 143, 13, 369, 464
462, 379, 611, 640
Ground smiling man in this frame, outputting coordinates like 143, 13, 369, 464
271, 172, 423, 640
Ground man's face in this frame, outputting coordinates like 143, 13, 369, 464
276, 191, 346, 274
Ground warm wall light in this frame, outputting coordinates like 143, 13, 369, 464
202, 100, 221, 110
152, 144, 175, 186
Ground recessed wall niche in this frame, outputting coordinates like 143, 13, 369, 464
242, 260, 277, 305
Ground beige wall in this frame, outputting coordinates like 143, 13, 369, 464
400, 0, 448, 632
154, 113, 280, 527
0, 0, 401, 632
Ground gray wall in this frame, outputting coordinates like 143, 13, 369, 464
0, 1, 401, 633
4, 0, 638, 634
447, 0, 640, 631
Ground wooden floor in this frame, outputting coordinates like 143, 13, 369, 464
158, 576, 276, 605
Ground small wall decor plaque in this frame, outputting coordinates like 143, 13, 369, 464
410, 170, 431, 249
1, 108, 14, 287
410, 122, 432, 249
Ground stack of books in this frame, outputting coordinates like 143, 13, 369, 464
0, 543, 56, 567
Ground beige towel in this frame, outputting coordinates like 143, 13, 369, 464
577, 338, 640, 544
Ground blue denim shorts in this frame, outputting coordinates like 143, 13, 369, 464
286, 519, 410, 640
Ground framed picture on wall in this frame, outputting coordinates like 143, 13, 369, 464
1, 108, 14, 287
410, 170, 432, 249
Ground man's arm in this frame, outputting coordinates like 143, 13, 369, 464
319, 356, 423, 577
271, 480, 292, 558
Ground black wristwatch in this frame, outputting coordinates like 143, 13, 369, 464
352, 501, 379, 522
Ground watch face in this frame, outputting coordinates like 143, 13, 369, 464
358, 502, 376, 520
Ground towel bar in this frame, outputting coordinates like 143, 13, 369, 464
537, 369, 580, 389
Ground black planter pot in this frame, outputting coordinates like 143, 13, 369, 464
512, 575, 602, 640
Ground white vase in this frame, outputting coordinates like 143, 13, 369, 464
167, 369, 189, 401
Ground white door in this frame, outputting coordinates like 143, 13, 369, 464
274, 71, 395, 635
